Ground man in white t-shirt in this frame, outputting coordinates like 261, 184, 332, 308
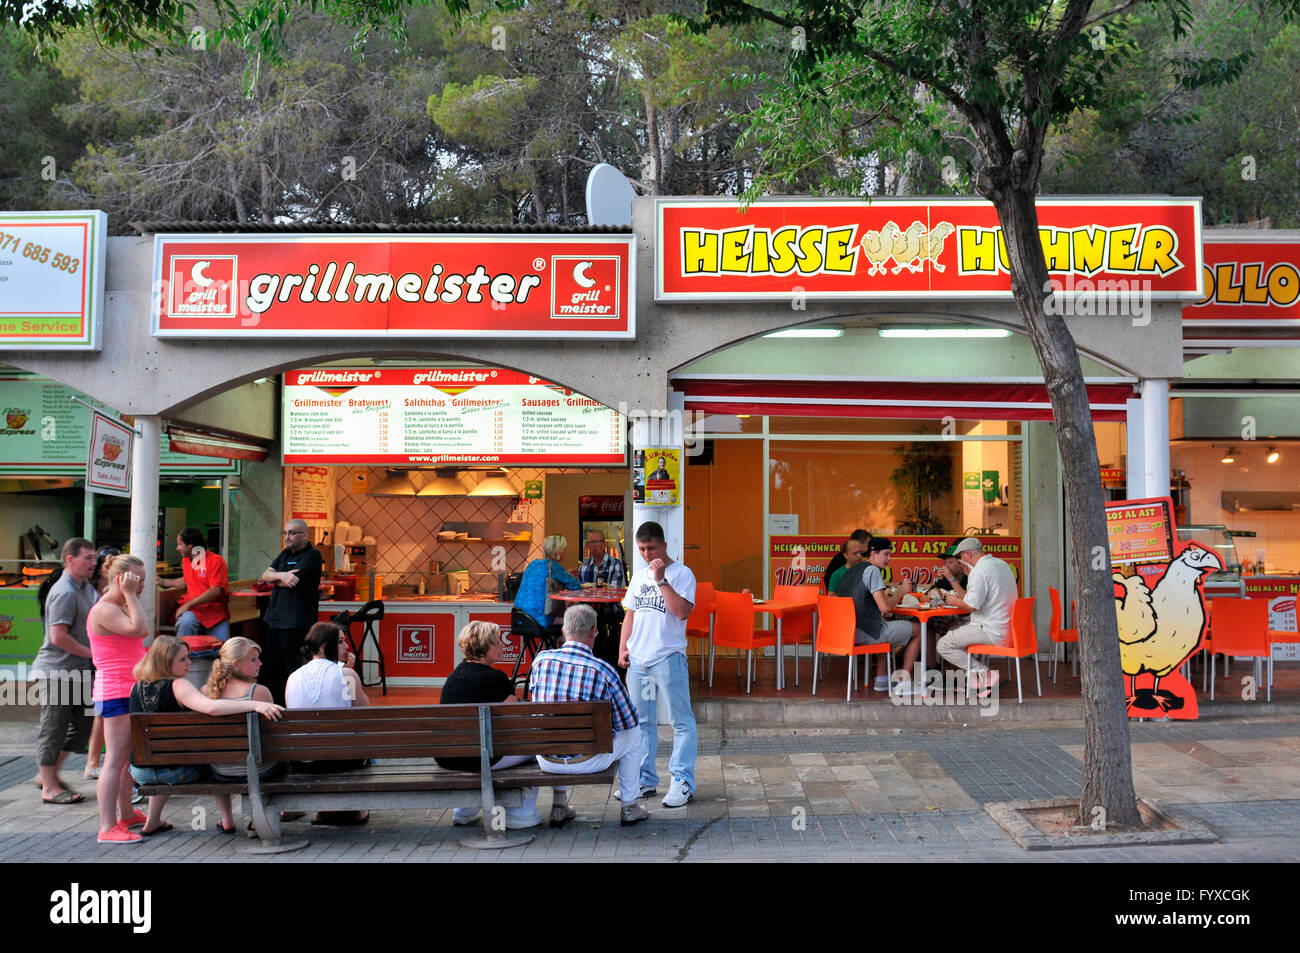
619, 521, 697, 809
935, 537, 1019, 695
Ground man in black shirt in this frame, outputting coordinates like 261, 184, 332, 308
929, 543, 970, 649
259, 519, 323, 704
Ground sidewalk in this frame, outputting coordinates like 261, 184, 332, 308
2, 717, 1297, 862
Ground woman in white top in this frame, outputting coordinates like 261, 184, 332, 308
285, 622, 369, 825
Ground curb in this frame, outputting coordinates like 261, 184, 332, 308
985, 796, 1219, 850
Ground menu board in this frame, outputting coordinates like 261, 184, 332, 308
0, 372, 239, 476
282, 367, 626, 466
1105, 497, 1175, 565
769, 534, 1023, 592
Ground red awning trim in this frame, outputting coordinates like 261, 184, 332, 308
673, 379, 1135, 423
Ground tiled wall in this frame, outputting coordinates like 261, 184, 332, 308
333, 467, 547, 590
1173, 444, 1300, 573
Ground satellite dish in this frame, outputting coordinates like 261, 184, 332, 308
585, 163, 637, 226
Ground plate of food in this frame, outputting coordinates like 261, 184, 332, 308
898, 593, 921, 608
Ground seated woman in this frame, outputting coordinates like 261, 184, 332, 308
514, 534, 581, 640
130, 636, 284, 835
203, 637, 285, 785
284, 622, 369, 825
438, 621, 542, 829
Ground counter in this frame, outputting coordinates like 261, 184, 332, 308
320, 598, 524, 686
0, 587, 42, 672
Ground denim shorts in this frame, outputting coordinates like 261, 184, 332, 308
95, 697, 131, 718
130, 764, 202, 786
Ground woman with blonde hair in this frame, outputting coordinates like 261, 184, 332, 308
130, 636, 283, 835
514, 534, 580, 634
86, 554, 151, 845
203, 637, 284, 784
438, 621, 541, 828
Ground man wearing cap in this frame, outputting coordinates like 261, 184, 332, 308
935, 537, 1019, 695
927, 543, 970, 645
844, 537, 923, 694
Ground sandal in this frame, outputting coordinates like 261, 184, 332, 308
83, 767, 102, 779
141, 821, 174, 836
41, 790, 85, 805
216, 820, 236, 834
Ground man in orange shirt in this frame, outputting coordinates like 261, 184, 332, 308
159, 527, 230, 641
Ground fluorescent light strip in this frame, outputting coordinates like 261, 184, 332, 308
878, 328, 1012, 339
762, 328, 845, 338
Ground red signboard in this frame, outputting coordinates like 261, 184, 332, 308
769, 534, 1022, 592
152, 233, 635, 339
657, 198, 1202, 300
1105, 497, 1176, 565
1184, 238, 1300, 325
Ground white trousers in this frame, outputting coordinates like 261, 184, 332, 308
536, 727, 645, 806
453, 753, 539, 822
936, 620, 1006, 673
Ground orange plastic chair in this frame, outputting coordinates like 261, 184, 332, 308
966, 596, 1041, 703
687, 581, 717, 683
710, 590, 778, 694
773, 584, 819, 687
1206, 598, 1271, 702
1048, 586, 1078, 683
812, 595, 893, 701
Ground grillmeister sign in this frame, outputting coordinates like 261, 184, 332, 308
151, 233, 634, 339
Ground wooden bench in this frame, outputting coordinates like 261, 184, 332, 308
130, 701, 616, 851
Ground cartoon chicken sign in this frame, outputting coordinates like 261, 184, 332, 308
1107, 497, 1222, 719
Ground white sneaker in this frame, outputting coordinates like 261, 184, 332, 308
662, 777, 694, 808
612, 785, 656, 800
620, 802, 649, 826
893, 678, 924, 697
873, 675, 891, 692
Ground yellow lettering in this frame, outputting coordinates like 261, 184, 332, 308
1041, 228, 1071, 272
796, 227, 824, 274
1136, 226, 1178, 275
1267, 263, 1300, 305
1107, 226, 1139, 272
959, 228, 999, 273
1214, 263, 1241, 303
1072, 227, 1108, 275
1198, 264, 1214, 305
751, 229, 772, 272
683, 231, 718, 275
1241, 264, 1269, 304
996, 231, 1010, 272
719, 228, 752, 273
770, 227, 799, 274
824, 227, 857, 273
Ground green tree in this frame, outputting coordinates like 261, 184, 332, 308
691, 0, 1297, 827
0, 25, 81, 208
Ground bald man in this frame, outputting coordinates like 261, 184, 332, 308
259, 519, 323, 704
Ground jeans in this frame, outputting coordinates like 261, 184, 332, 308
130, 764, 201, 785
626, 652, 696, 791
176, 613, 230, 641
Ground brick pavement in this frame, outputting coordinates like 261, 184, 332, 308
2, 719, 1299, 862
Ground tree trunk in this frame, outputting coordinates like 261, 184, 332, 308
993, 185, 1141, 828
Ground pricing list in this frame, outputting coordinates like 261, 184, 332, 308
283, 378, 626, 465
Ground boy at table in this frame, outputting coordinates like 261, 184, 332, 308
846, 537, 923, 695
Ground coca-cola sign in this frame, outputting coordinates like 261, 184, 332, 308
579, 495, 624, 519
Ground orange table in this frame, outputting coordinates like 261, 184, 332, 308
753, 598, 816, 690
890, 603, 968, 678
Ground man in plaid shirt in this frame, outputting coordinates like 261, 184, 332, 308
532, 604, 649, 827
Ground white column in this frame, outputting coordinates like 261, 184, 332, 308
628, 391, 686, 574
1140, 379, 1170, 499
130, 414, 161, 630
82, 489, 96, 541
1125, 397, 1145, 500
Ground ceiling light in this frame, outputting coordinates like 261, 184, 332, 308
1267, 447, 1280, 464
417, 469, 467, 497
762, 327, 844, 338
878, 327, 1012, 339
1221, 448, 1236, 464
468, 468, 517, 496
370, 469, 417, 496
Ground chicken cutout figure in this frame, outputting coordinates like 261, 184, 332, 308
1113, 542, 1222, 719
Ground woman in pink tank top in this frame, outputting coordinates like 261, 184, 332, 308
86, 554, 150, 845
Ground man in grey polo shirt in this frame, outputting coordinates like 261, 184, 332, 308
32, 538, 97, 804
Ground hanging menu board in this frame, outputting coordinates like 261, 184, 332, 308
1105, 496, 1176, 565
282, 368, 626, 466
0, 372, 239, 476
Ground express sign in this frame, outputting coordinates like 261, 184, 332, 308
151, 233, 635, 339
656, 198, 1203, 300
